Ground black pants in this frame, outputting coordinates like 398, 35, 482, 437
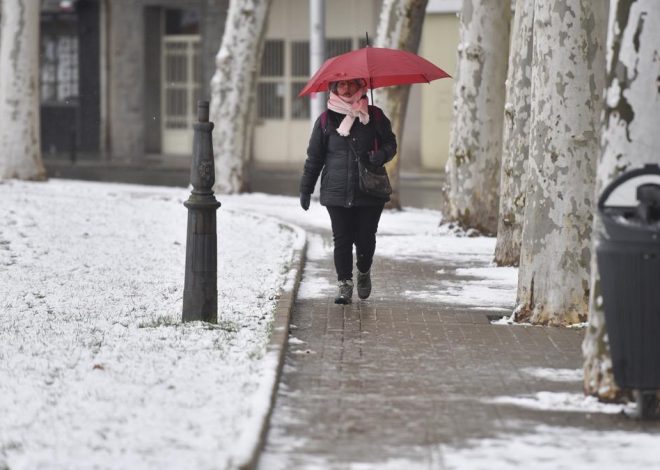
326, 204, 385, 281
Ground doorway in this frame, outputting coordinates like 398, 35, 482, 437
160, 8, 201, 156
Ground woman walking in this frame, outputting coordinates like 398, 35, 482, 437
299, 78, 397, 304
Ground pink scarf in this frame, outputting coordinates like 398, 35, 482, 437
327, 90, 370, 136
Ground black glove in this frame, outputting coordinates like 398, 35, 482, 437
369, 150, 386, 167
300, 193, 311, 211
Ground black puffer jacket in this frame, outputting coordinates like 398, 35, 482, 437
299, 106, 397, 207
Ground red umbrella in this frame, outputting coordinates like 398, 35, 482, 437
298, 46, 451, 96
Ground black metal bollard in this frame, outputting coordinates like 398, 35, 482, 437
182, 101, 221, 323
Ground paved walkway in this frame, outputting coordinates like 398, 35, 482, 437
258, 227, 655, 469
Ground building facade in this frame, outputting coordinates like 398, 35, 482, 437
40, 0, 459, 181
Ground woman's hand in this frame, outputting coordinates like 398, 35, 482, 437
368, 150, 386, 167
300, 193, 311, 211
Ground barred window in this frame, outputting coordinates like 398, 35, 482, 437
290, 41, 310, 120
261, 40, 284, 76
291, 82, 309, 120
258, 39, 285, 119
325, 38, 352, 59
41, 33, 79, 103
162, 38, 201, 130
257, 37, 360, 121
258, 82, 284, 119
291, 41, 309, 76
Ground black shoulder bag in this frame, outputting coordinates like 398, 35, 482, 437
356, 149, 392, 198
348, 128, 392, 199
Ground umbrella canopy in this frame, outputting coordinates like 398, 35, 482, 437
298, 46, 451, 96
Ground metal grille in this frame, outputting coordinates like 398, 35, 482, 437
162, 36, 200, 130
258, 39, 285, 119
291, 82, 309, 119
290, 41, 310, 120
258, 82, 284, 119
325, 38, 353, 59
261, 40, 284, 76
40, 34, 79, 103
256, 37, 357, 121
291, 41, 309, 76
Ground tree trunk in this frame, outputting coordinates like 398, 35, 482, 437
583, 0, 660, 401
0, 0, 46, 181
446, 0, 510, 234
515, 1, 607, 326
494, 0, 534, 266
210, 0, 272, 194
373, 0, 428, 211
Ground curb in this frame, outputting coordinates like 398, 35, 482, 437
230, 219, 307, 470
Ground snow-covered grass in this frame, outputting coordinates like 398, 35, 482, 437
0, 180, 300, 469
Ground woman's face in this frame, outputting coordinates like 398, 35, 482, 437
335, 79, 364, 98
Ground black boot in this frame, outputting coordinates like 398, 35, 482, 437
356, 269, 371, 300
334, 279, 353, 304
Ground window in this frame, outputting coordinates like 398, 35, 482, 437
290, 83, 309, 120
290, 41, 309, 120
291, 41, 309, 76
162, 38, 201, 130
258, 40, 285, 119
258, 83, 284, 119
325, 38, 353, 59
164, 8, 200, 35
256, 37, 358, 121
40, 20, 79, 104
261, 40, 284, 76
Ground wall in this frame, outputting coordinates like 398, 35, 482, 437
107, 0, 146, 160
420, 12, 459, 171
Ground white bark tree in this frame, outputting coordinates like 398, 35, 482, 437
494, 0, 534, 266
514, 1, 608, 326
446, 0, 510, 234
210, 0, 272, 194
583, 1, 660, 401
373, 0, 428, 210
0, 0, 46, 180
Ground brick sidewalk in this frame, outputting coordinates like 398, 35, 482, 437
258, 229, 648, 469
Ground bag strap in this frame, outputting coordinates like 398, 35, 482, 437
320, 110, 328, 131
347, 135, 374, 171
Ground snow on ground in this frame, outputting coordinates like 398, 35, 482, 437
0, 180, 299, 469
296, 233, 335, 300
488, 392, 635, 415
225, 192, 445, 236
402, 265, 518, 308
227, 194, 519, 312
440, 422, 660, 470
521, 367, 583, 382
5, 184, 649, 469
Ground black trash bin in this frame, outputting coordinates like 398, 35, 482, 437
597, 164, 660, 419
